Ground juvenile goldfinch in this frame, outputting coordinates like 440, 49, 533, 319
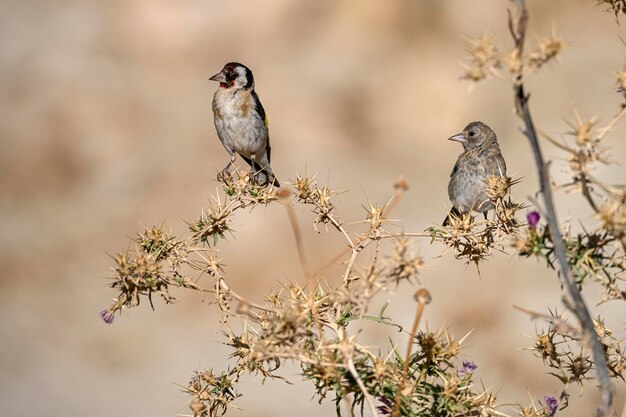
444, 121, 507, 225
209, 62, 279, 187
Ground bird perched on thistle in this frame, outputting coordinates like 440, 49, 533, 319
209, 62, 279, 187
444, 121, 506, 226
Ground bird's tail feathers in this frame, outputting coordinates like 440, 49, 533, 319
256, 169, 280, 188
443, 207, 462, 226
240, 155, 280, 188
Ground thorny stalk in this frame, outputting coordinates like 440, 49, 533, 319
596, 106, 626, 140
392, 289, 431, 417
508, 1, 612, 415
313, 177, 408, 280
537, 106, 626, 214
102, 168, 529, 416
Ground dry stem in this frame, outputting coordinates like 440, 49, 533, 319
509, 1, 613, 415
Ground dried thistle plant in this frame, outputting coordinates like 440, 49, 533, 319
513, 111, 626, 303
102, 170, 536, 417
515, 213, 626, 302
426, 175, 523, 268
463, 26, 565, 86
462, 33, 502, 84
526, 28, 565, 71
522, 309, 625, 393
99, 2, 626, 417
461, 1, 626, 415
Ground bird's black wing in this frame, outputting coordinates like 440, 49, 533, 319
251, 90, 266, 125
251, 90, 271, 163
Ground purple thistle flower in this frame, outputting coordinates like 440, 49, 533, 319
461, 360, 478, 373
376, 397, 393, 415
527, 211, 540, 229
99, 309, 115, 324
543, 396, 558, 417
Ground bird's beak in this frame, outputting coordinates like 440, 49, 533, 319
448, 132, 466, 143
209, 71, 227, 83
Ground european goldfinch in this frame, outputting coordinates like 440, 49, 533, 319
444, 121, 507, 225
209, 62, 279, 187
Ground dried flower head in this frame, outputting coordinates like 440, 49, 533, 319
468, 34, 501, 68
111, 251, 172, 309
291, 174, 317, 203
506, 49, 523, 77
386, 237, 424, 284
189, 204, 232, 246
290, 175, 343, 232
598, 191, 626, 246
364, 201, 386, 230
534, 331, 559, 364
184, 370, 241, 417
528, 30, 565, 69
136, 225, 175, 261
570, 114, 598, 147
485, 175, 510, 200
462, 33, 501, 84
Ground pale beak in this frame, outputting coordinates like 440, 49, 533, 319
209, 71, 227, 83
448, 132, 466, 143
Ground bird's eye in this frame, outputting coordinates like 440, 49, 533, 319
469, 131, 475, 137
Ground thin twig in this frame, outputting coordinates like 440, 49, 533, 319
383, 232, 433, 239
537, 128, 574, 152
508, 2, 613, 416
513, 305, 580, 337
580, 173, 600, 213
586, 172, 623, 195
597, 106, 626, 140
281, 195, 313, 283
392, 289, 431, 417
343, 246, 362, 287
335, 324, 379, 417
185, 247, 279, 313
539, 105, 626, 214
346, 357, 379, 417
313, 180, 407, 277
218, 277, 279, 313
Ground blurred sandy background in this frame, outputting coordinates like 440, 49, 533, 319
1, 0, 624, 415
